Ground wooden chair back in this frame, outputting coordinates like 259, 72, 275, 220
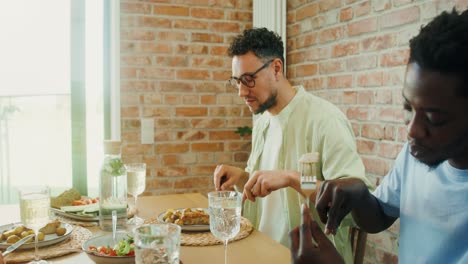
350, 226, 367, 264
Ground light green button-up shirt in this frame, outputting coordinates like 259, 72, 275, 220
243, 85, 372, 264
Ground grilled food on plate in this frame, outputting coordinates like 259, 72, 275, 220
162, 208, 210, 226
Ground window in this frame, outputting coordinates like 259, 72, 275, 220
0, 0, 120, 204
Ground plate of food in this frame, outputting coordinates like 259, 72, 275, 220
50, 188, 100, 222
50, 188, 135, 222
0, 221, 73, 250
158, 208, 210, 232
51, 204, 100, 222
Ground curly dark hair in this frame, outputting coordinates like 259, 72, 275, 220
228, 27, 284, 65
409, 8, 468, 96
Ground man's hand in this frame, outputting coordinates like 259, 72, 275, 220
242, 170, 299, 202
315, 178, 368, 235
213, 165, 248, 191
289, 204, 344, 264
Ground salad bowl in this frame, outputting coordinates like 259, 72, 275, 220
82, 232, 135, 264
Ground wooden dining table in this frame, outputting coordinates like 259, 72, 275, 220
0, 193, 291, 263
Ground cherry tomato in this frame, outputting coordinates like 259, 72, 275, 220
72, 200, 85, 206
88, 246, 97, 251
126, 250, 135, 256
98, 246, 108, 255
108, 248, 117, 256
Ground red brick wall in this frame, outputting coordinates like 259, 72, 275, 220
120, 0, 253, 195
287, 0, 468, 263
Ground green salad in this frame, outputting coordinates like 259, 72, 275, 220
88, 235, 135, 257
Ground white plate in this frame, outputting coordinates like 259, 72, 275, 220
157, 208, 210, 232
51, 207, 99, 222
0, 222, 73, 250
51, 206, 134, 222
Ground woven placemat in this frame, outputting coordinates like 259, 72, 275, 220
4, 226, 92, 263
144, 217, 254, 246
54, 215, 98, 227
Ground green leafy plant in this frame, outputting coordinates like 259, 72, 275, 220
235, 126, 252, 137
109, 158, 126, 176
102, 157, 126, 176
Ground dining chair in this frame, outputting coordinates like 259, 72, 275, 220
350, 226, 367, 264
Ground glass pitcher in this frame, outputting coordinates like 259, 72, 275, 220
99, 140, 127, 231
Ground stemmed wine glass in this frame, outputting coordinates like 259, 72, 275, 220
19, 186, 51, 264
126, 163, 146, 226
208, 191, 241, 264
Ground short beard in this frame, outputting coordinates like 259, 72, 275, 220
419, 126, 468, 169
426, 159, 444, 170
254, 90, 278, 115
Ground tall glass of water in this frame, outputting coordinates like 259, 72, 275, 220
126, 163, 146, 226
19, 186, 51, 264
208, 191, 241, 264
134, 223, 181, 264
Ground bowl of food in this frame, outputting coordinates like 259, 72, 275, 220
82, 232, 135, 264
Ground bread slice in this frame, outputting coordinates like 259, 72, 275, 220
39, 221, 61, 235
50, 188, 81, 209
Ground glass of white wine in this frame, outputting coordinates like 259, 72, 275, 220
19, 186, 51, 264
126, 163, 146, 226
208, 191, 241, 264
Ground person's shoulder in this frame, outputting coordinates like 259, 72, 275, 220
297, 94, 350, 127
301, 92, 347, 119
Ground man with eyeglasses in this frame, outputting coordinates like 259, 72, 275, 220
213, 27, 371, 263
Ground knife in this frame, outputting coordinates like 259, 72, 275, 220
2, 234, 35, 257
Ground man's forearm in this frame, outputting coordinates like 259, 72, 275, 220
352, 192, 397, 233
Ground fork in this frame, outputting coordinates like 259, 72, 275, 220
300, 175, 317, 208
299, 152, 336, 246
299, 152, 319, 207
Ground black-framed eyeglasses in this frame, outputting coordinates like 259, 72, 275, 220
228, 59, 274, 89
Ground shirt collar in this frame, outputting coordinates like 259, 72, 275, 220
269, 85, 305, 124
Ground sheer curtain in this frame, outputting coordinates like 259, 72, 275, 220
0, 0, 120, 204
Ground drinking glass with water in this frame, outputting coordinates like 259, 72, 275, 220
134, 223, 181, 264
208, 191, 242, 264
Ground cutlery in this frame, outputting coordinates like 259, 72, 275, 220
112, 210, 117, 246
2, 234, 35, 257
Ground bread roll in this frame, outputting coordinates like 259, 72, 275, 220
39, 221, 61, 235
